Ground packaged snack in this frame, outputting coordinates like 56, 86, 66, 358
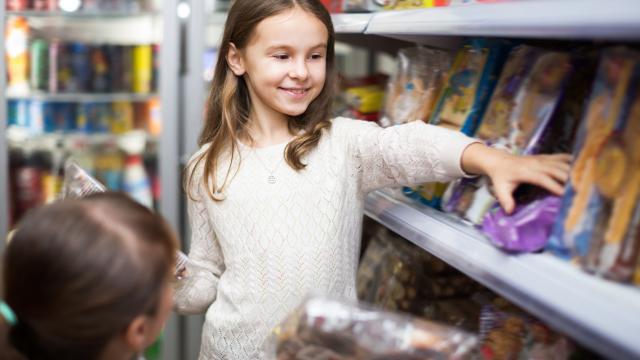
579, 66, 640, 280
266, 296, 478, 360
479, 299, 574, 360
379, 47, 451, 128
417, 39, 510, 208
547, 48, 640, 260
443, 46, 573, 224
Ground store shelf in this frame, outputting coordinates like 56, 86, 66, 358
364, 189, 640, 359
332, 13, 372, 34
5, 10, 161, 18
365, 0, 640, 40
6, 91, 158, 102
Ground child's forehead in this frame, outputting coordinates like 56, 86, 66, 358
248, 7, 328, 48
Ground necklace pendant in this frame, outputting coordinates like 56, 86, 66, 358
267, 175, 276, 184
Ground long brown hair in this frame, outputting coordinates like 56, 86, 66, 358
186, 0, 336, 200
1, 193, 177, 360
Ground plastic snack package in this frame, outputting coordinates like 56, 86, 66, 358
379, 46, 451, 128
478, 299, 574, 360
546, 47, 640, 261
481, 196, 562, 253
443, 46, 573, 223
265, 296, 478, 360
415, 39, 510, 209
61, 160, 190, 276
384, 0, 450, 10
580, 65, 640, 281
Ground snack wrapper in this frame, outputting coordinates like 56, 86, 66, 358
546, 48, 640, 263
379, 46, 451, 128
61, 161, 190, 276
482, 196, 561, 253
266, 296, 478, 360
443, 46, 573, 223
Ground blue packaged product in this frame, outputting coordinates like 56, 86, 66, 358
546, 48, 640, 260
28, 100, 45, 134
8, 100, 29, 128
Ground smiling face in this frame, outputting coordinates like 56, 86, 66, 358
229, 6, 328, 122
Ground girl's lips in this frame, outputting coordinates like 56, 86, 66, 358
279, 87, 309, 99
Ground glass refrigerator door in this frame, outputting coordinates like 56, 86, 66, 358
1, 0, 181, 358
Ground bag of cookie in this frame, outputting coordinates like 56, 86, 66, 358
379, 46, 451, 128
546, 47, 640, 261
266, 296, 478, 360
443, 46, 573, 224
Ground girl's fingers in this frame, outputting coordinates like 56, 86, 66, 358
541, 163, 570, 184
494, 183, 516, 214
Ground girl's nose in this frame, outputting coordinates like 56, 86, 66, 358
288, 59, 309, 80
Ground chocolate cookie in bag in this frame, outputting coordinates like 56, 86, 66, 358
379, 47, 451, 128
546, 47, 640, 260
267, 296, 478, 360
580, 67, 640, 280
62, 160, 191, 276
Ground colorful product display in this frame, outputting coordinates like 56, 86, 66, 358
548, 48, 640, 285
443, 46, 574, 225
408, 39, 510, 208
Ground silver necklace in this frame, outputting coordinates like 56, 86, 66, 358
253, 150, 285, 184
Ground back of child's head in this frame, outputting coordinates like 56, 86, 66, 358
189, 0, 336, 200
1, 192, 178, 360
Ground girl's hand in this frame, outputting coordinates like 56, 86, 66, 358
461, 143, 572, 214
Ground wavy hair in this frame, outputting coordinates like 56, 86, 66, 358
186, 0, 336, 200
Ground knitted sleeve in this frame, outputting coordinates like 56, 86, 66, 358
334, 117, 478, 194
173, 153, 226, 315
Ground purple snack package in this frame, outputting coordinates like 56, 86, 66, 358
482, 196, 562, 253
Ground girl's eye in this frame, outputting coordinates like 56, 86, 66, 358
273, 54, 289, 60
310, 54, 324, 60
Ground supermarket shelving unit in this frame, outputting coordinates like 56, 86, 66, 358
343, 1, 640, 358
180, 1, 640, 359
0, 1, 182, 358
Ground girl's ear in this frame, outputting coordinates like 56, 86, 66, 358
124, 315, 149, 353
227, 43, 246, 76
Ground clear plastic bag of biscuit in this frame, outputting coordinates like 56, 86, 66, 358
264, 295, 478, 360
61, 160, 191, 277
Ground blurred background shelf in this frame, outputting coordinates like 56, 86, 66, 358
6, 91, 158, 102
364, 189, 640, 359
5, 10, 161, 18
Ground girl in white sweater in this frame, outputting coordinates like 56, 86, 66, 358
174, 0, 571, 358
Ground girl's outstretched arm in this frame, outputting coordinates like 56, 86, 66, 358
461, 143, 572, 214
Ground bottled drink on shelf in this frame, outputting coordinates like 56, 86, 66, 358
133, 44, 152, 94
6, 17, 30, 94
30, 39, 49, 91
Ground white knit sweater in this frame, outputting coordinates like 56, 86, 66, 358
174, 117, 476, 359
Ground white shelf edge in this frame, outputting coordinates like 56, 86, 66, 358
331, 13, 372, 34
365, 0, 640, 40
364, 189, 640, 359
6, 92, 158, 102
